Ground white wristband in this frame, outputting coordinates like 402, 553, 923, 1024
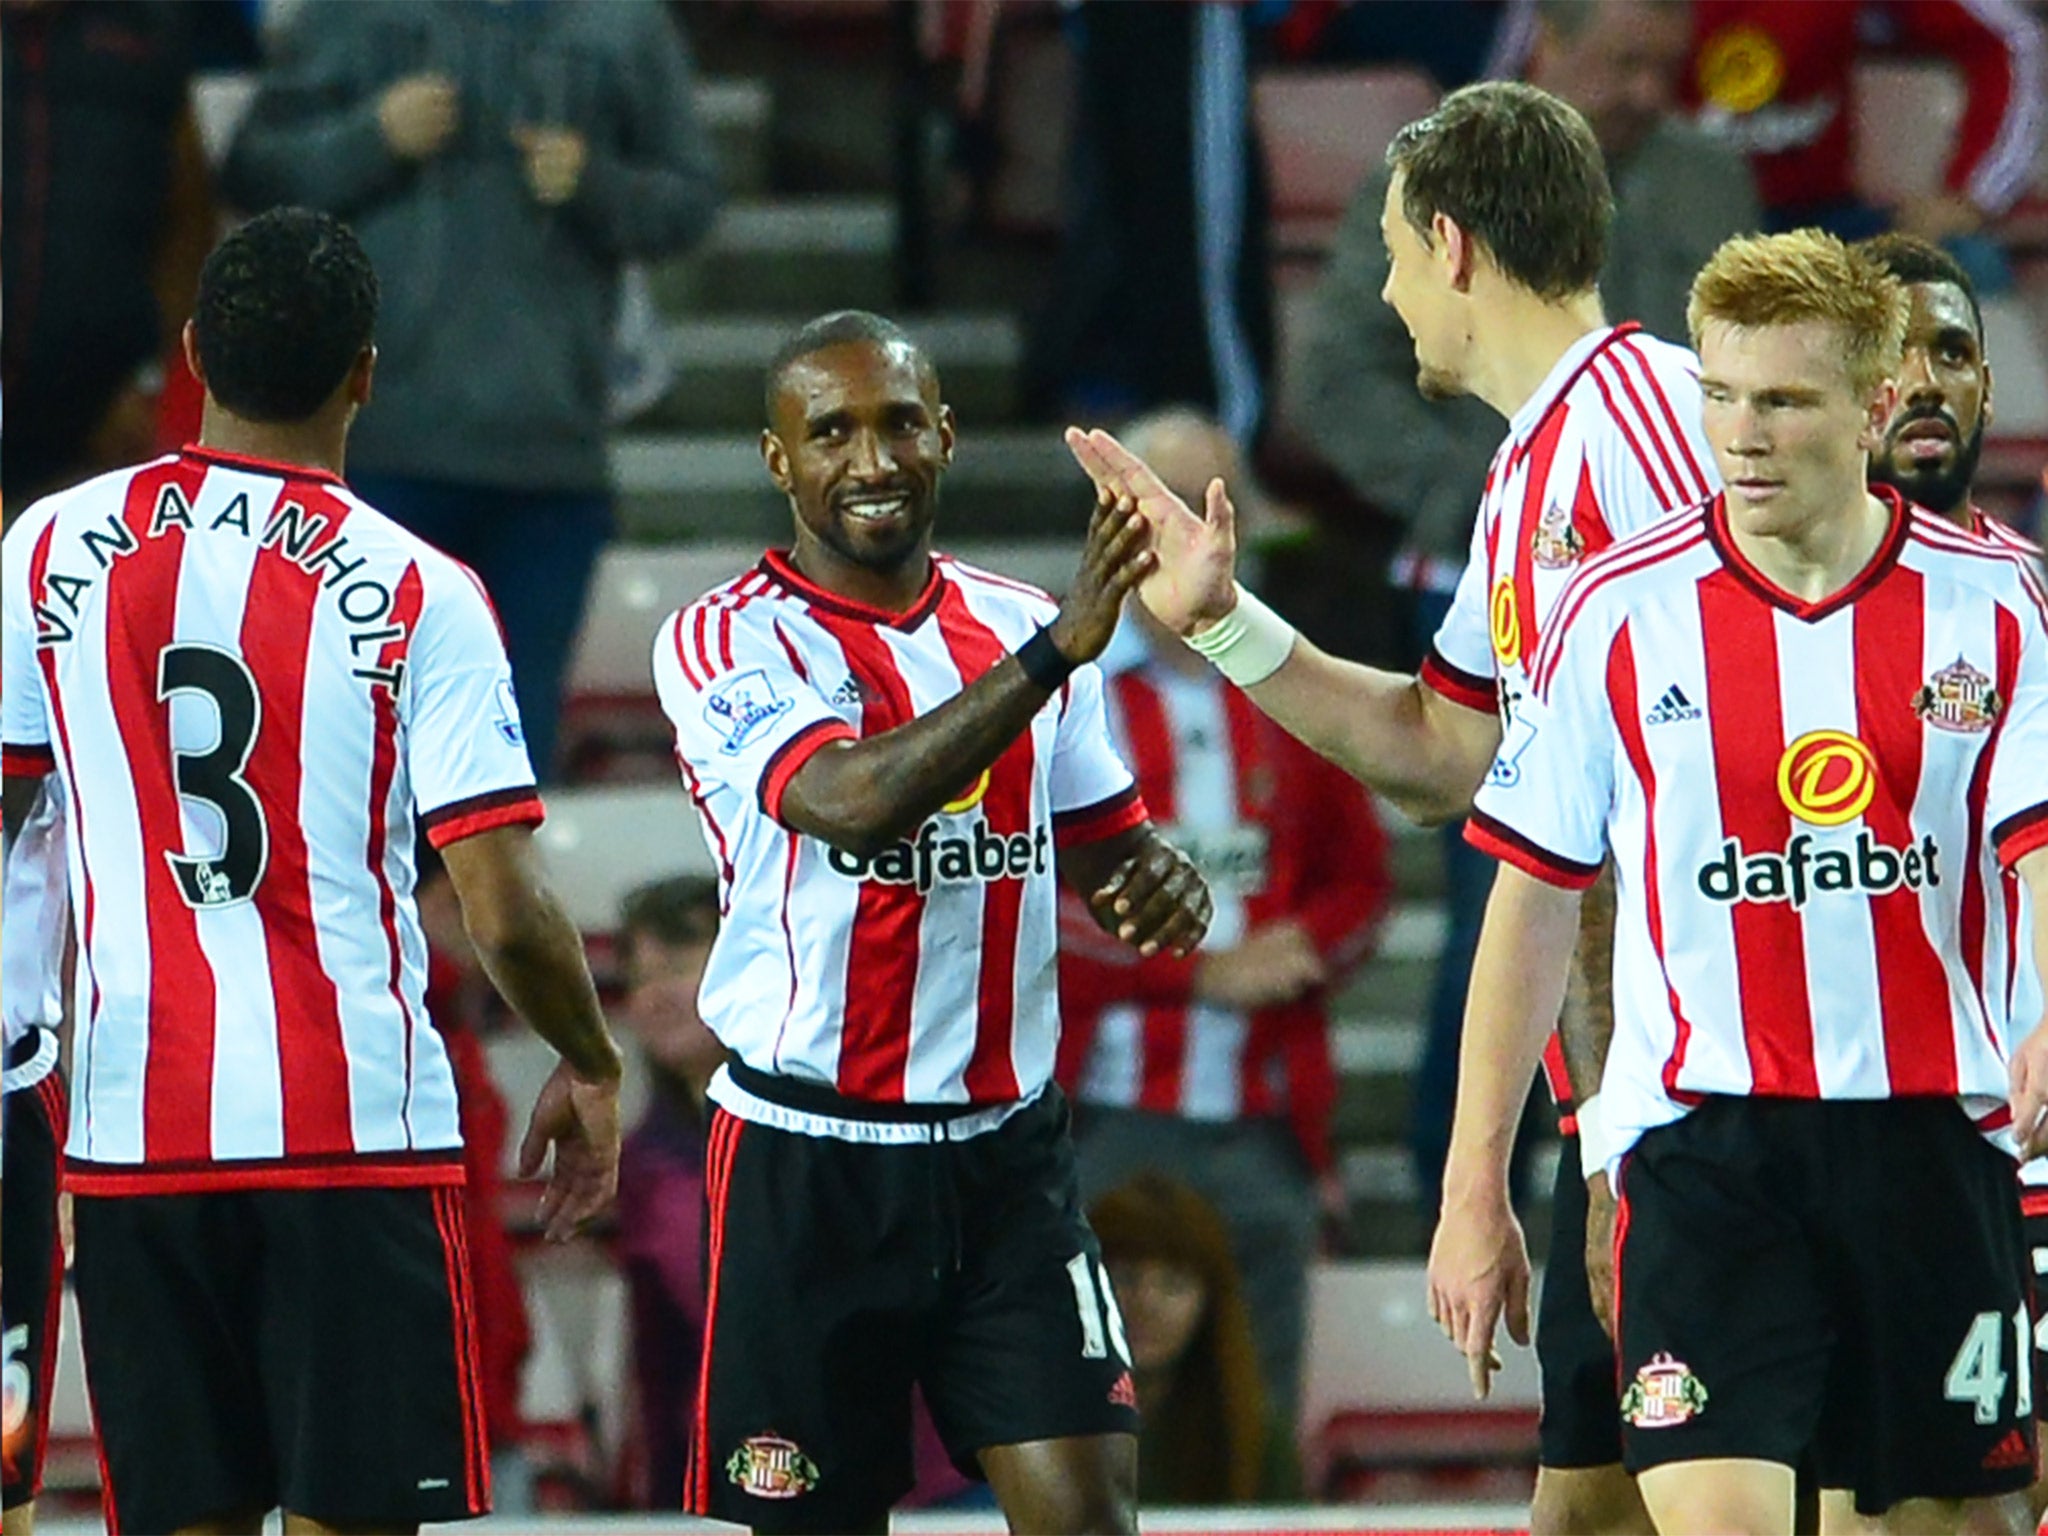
1574, 1092, 1608, 1181
1184, 584, 1297, 688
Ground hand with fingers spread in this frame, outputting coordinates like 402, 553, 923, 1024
1088, 834, 1213, 959
518, 1059, 623, 1243
1064, 426, 1237, 637
1046, 487, 1157, 666
1426, 1184, 1532, 1400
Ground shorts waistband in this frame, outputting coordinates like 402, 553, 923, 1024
724, 1059, 1016, 1125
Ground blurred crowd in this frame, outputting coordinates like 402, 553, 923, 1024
7, 0, 2047, 1511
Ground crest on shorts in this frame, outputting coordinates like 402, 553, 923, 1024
727, 1433, 819, 1499
1530, 500, 1586, 570
1912, 655, 2001, 733
1621, 1352, 1709, 1429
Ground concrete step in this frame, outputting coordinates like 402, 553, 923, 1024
634, 313, 1019, 431
652, 197, 896, 315
698, 77, 773, 197
610, 424, 1086, 542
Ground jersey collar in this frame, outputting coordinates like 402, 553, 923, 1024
759, 548, 946, 629
1506, 321, 1644, 452
181, 443, 348, 487
1707, 483, 1911, 623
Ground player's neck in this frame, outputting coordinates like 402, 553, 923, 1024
1730, 487, 1892, 602
197, 399, 349, 480
788, 533, 933, 612
1469, 288, 1608, 421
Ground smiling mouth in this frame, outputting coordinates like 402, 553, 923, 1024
838, 493, 912, 522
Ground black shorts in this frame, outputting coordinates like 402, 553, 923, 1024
2022, 1193, 2048, 1418
687, 1078, 1139, 1532
2, 1073, 66, 1509
1537, 1131, 1621, 1469
1616, 1096, 2034, 1516
71, 1183, 490, 1531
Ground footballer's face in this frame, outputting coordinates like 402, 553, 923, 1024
1380, 170, 1469, 401
1699, 319, 1894, 542
765, 339, 955, 589
1869, 280, 1990, 523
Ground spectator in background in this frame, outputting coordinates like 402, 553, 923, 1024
2, 0, 216, 513
1022, 1, 1272, 445
1090, 1172, 1292, 1505
415, 845, 541, 1514
1286, 0, 1757, 1230
222, 0, 722, 780
611, 875, 724, 1510
1056, 408, 1390, 1439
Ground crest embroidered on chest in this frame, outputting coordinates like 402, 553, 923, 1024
1530, 500, 1586, 570
1911, 655, 2001, 734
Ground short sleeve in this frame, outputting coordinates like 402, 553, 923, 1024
405, 564, 546, 848
2, 509, 55, 779
654, 603, 852, 825
1420, 510, 1500, 715
1991, 606, 2048, 871
1464, 609, 1618, 888
1047, 660, 1146, 848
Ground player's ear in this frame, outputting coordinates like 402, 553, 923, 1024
1859, 379, 1898, 453
1437, 213, 1475, 293
762, 428, 794, 494
182, 320, 205, 389
1982, 361, 1996, 434
349, 344, 376, 408
937, 404, 956, 466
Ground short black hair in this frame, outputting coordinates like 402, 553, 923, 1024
1386, 81, 1612, 300
193, 207, 378, 423
619, 875, 721, 949
763, 310, 935, 422
1854, 232, 1984, 341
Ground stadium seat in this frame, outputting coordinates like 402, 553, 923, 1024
1254, 66, 1439, 268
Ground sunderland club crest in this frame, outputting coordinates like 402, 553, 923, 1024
1912, 655, 2001, 734
1530, 500, 1586, 570
1621, 1352, 1709, 1429
727, 1434, 820, 1499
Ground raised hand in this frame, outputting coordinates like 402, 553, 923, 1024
1046, 490, 1155, 665
1064, 426, 1239, 637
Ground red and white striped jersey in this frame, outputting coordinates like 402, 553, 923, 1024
0, 447, 545, 1193
656, 550, 1148, 1132
1469, 488, 2048, 1172
1421, 322, 1721, 723
1055, 637, 1390, 1171
3, 777, 66, 1098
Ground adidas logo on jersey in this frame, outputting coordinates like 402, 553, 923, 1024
1696, 831, 1940, 911
829, 675, 867, 708
827, 819, 1051, 893
1644, 685, 1702, 725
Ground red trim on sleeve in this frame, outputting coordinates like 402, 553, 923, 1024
1464, 809, 1602, 890
2, 743, 56, 779
758, 719, 857, 822
1052, 785, 1150, 849
422, 787, 546, 849
1995, 802, 2048, 870
2020, 1186, 2048, 1221
1419, 648, 1497, 715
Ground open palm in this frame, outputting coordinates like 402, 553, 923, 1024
1065, 427, 1239, 634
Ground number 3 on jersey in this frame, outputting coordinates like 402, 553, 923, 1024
158, 643, 268, 907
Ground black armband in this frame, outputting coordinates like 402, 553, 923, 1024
1017, 627, 1077, 692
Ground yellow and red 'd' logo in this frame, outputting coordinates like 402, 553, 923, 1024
1776, 730, 1877, 826
942, 769, 991, 815
1490, 576, 1522, 669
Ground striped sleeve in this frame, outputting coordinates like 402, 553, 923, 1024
1991, 600, 2048, 870
2, 505, 55, 776
1422, 516, 1500, 714
654, 593, 850, 827
1588, 340, 1718, 534
1048, 660, 1146, 844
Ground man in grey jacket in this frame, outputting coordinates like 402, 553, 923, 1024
225, 0, 721, 780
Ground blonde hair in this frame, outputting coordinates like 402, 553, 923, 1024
1687, 229, 1908, 397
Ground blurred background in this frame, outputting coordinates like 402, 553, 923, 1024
7, 0, 2047, 1519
